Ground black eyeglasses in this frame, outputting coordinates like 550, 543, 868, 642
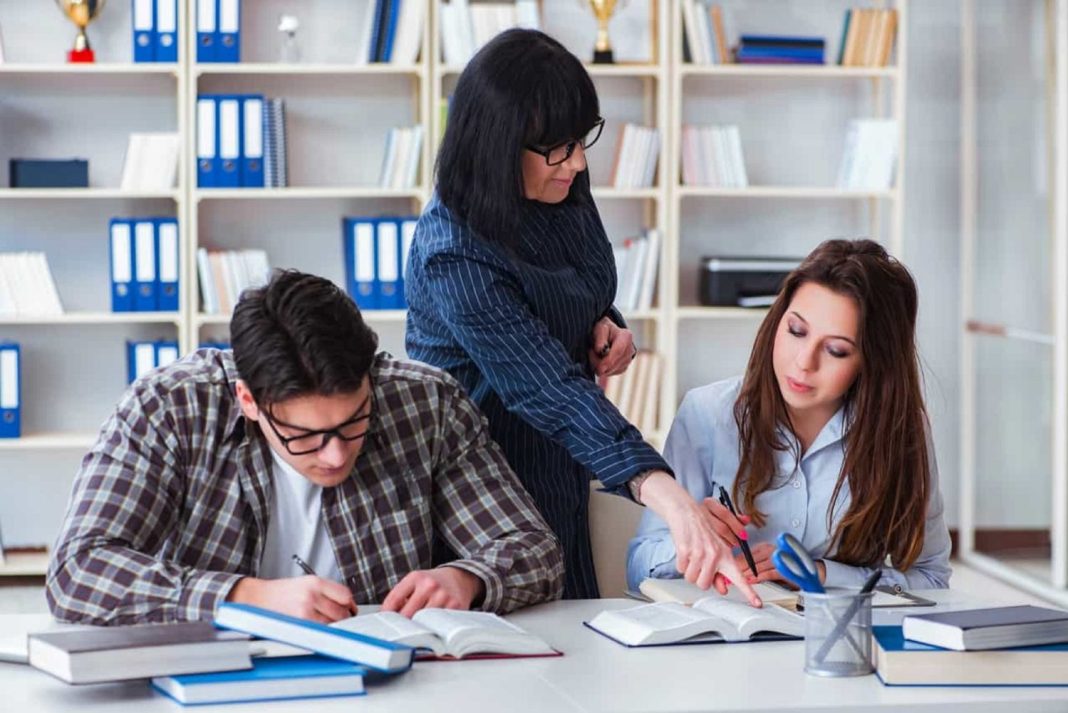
526, 117, 605, 166
261, 393, 372, 456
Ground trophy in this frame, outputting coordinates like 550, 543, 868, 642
55, 0, 107, 63
588, 0, 621, 64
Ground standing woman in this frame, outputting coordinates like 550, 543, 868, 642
405, 29, 758, 603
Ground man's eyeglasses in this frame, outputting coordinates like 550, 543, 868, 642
526, 117, 605, 166
261, 393, 372, 456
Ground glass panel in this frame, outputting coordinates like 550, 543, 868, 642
971, 0, 1054, 583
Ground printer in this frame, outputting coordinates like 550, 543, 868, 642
699, 256, 801, 308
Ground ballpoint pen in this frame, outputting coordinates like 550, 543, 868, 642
292, 554, 317, 577
718, 485, 758, 579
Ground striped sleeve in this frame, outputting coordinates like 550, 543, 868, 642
423, 248, 669, 490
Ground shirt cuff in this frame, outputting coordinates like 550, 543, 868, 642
183, 571, 247, 621
820, 559, 867, 589
604, 306, 627, 329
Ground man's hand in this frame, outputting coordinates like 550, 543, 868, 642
589, 316, 636, 378
381, 567, 485, 618
226, 576, 357, 623
639, 471, 763, 607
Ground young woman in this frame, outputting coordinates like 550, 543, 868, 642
405, 28, 758, 604
627, 239, 951, 593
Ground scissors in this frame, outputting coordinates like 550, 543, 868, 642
772, 533, 824, 593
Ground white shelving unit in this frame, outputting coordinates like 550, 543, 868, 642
667, 0, 907, 403
0, 0, 909, 574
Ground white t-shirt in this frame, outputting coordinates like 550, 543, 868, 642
258, 449, 344, 583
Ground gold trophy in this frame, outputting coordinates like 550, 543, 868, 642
56, 0, 107, 63
588, 0, 621, 64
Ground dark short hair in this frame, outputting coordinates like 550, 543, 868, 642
435, 28, 600, 247
231, 270, 378, 407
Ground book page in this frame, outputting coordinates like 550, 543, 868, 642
692, 598, 804, 639
412, 609, 553, 658
588, 603, 737, 645
640, 577, 800, 610
330, 611, 443, 655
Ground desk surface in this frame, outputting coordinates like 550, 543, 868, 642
3, 592, 1068, 712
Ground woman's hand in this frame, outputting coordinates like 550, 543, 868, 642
589, 316, 636, 377
638, 471, 763, 607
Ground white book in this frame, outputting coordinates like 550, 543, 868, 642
120, 133, 180, 191
726, 126, 748, 188
614, 237, 639, 309
586, 598, 803, 647
208, 252, 231, 315
379, 128, 398, 189
713, 127, 735, 187
353, 1, 377, 64
196, 248, 218, 314
701, 125, 720, 187
636, 228, 660, 311
404, 125, 424, 188
390, 0, 426, 65
453, 0, 476, 63
836, 120, 860, 188
615, 352, 639, 421
680, 0, 707, 64
642, 128, 661, 188
32, 253, 64, 314
438, 2, 464, 66
639, 577, 800, 608
626, 351, 650, 424
331, 609, 556, 659
0, 257, 16, 316
694, 0, 716, 67
624, 234, 647, 311
391, 128, 411, 190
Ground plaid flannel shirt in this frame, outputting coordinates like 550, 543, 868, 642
47, 350, 563, 625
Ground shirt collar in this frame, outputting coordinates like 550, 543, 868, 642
774, 404, 849, 473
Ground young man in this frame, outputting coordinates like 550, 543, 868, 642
47, 270, 563, 625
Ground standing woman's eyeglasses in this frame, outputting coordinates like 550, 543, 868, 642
526, 117, 605, 166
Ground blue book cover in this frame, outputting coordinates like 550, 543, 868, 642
109, 218, 135, 312
736, 46, 825, 62
739, 34, 825, 47
132, 0, 156, 62
381, 0, 402, 62
215, 603, 414, 674
152, 656, 366, 705
873, 626, 1068, 687
196, 0, 217, 62
0, 343, 20, 439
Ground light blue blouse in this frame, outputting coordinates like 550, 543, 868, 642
626, 377, 952, 592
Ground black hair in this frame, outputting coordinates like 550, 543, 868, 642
231, 269, 378, 407
435, 28, 601, 247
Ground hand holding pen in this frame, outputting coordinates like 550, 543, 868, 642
699, 485, 759, 580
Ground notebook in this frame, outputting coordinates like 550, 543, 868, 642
902, 605, 1068, 651
330, 609, 560, 660
152, 655, 366, 705
585, 598, 803, 647
873, 625, 1068, 686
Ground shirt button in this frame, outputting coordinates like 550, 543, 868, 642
791, 519, 801, 528
793, 479, 801, 489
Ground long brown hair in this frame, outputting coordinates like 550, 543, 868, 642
732, 239, 929, 570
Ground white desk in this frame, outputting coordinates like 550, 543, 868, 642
3, 593, 1068, 712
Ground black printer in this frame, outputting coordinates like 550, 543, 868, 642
699, 256, 801, 307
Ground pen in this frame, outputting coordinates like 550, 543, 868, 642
292, 554, 317, 577
718, 485, 759, 579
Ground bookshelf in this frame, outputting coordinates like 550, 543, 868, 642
0, 0, 907, 575
668, 0, 907, 402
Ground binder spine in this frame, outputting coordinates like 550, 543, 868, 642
0, 343, 20, 439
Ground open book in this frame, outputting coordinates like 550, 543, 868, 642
639, 577, 933, 609
330, 610, 559, 660
586, 598, 804, 647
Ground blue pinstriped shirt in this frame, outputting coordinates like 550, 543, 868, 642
405, 194, 670, 598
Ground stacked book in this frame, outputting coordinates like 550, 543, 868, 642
681, 1, 730, 65
612, 228, 660, 313
680, 125, 747, 188
127, 340, 180, 384
120, 133, 180, 191
836, 119, 898, 191
610, 124, 660, 190
735, 35, 824, 65
438, 0, 541, 66
838, 8, 898, 67
599, 351, 661, 436
0, 253, 64, 317
25, 602, 557, 704
874, 605, 1068, 686
379, 126, 424, 190
263, 98, 288, 189
196, 248, 271, 315
357, 0, 427, 64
